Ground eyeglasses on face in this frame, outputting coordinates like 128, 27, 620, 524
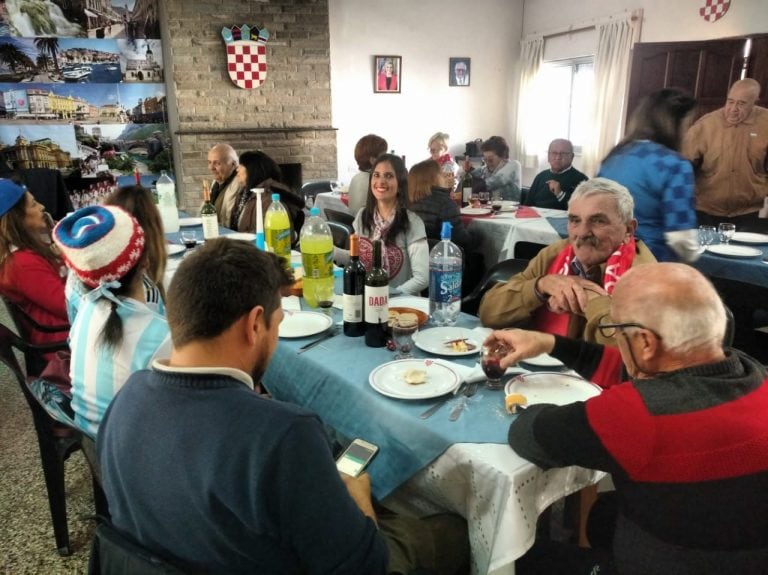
597, 320, 663, 340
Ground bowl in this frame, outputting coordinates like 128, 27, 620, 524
388, 306, 429, 327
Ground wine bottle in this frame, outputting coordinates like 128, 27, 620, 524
200, 179, 219, 240
364, 239, 389, 347
343, 234, 366, 337
461, 170, 473, 207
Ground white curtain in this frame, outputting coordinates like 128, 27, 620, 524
581, 17, 636, 177
514, 36, 544, 168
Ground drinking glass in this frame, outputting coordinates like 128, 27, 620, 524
481, 342, 510, 390
392, 318, 418, 359
180, 230, 198, 249
697, 225, 716, 248
314, 283, 336, 316
718, 223, 736, 245
478, 191, 490, 206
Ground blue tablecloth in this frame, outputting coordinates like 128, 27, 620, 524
263, 307, 515, 499
546, 217, 768, 288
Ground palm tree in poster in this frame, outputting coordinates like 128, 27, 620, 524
34, 37, 60, 73
36, 53, 52, 71
0, 42, 26, 73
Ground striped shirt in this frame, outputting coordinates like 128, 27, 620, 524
69, 296, 171, 437
66, 273, 165, 323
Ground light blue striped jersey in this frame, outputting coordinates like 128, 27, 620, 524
69, 295, 171, 437
66, 273, 165, 323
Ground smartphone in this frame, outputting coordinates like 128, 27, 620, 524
336, 438, 379, 477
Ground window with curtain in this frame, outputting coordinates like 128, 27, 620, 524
524, 58, 594, 155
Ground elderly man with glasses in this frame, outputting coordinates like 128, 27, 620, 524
485, 262, 768, 574
523, 138, 587, 210
479, 177, 656, 344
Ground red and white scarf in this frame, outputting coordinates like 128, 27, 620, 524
533, 237, 636, 335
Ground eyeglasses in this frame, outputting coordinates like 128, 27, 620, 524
597, 320, 662, 340
548, 151, 573, 157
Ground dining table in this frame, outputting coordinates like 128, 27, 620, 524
261, 293, 604, 575
313, 190, 350, 218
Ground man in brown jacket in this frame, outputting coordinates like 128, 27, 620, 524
478, 178, 656, 345
682, 78, 768, 233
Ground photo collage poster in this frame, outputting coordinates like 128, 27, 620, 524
0, 0, 169, 206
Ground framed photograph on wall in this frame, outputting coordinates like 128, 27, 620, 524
374, 55, 401, 93
449, 57, 470, 87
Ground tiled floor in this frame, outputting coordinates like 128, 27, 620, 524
0, 332, 93, 572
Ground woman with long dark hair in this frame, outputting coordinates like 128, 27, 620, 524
598, 88, 699, 262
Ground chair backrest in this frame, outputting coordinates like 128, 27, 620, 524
324, 207, 355, 228
327, 220, 352, 251
88, 521, 191, 575
513, 241, 547, 261
461, 258, 530, 316
301, 180, 332, 205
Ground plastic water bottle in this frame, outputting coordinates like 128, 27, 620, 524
265, 193, 291, 264
300, 207, 334, 308
429, 222, 462, 326
156, 170, 179, 234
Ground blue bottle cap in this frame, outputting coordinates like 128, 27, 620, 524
271, 193, 280, 201
310, 207, 320, 216
440, 221, 452, 239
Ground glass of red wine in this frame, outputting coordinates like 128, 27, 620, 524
314, 283, 336, 317
392, 318, 418, 359
180, 230, 198, 249
481, 342, 510, 390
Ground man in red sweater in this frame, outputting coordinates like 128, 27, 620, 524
488, 262, 768, 574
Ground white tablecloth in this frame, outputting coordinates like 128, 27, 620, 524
313, 191, 351, 218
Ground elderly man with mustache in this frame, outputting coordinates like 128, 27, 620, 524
479, 178, 656, 344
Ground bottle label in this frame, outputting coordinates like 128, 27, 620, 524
364, 286, 388, 323
201, 214, 219, 239
342, 293, 363, 323
430, 270, 462, 304
302, 252, 333, 279
266, 228, 291, 256
463, 186, 472, 203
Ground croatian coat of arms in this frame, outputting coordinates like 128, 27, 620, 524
221, 25, 270, 89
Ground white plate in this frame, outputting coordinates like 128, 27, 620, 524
279, 311, 333, 338
460, 207, 492, 215
706, 244, 763, 258
520, 353, 565, 368
731, 232, 768, 245
389, 296, 430, 315
166, 244, 186, 256
504, 372, 601, 406
224, 232, 257, 241
369, 359, 462, 400
412, 327, 481, 357
179, 217, 202, 227
499, 205, 518, 212
500, 201, 520, 208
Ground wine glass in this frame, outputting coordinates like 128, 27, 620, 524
392, 318, 418, 359
698, 225, 716, 248
180, 230, 198, 249
481, 342, 510, 390
718, 223, 736, 245
314, 283, 336, 316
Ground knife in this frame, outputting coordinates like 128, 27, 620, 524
419, 381, 468, 419
297, 329, 336, 354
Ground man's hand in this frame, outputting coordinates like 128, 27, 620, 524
546, 179, 562, 197
341, 472, 377, 524
483, 329, 555, 369
537, 275, 607, 316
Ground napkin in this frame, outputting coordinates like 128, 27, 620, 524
515, 206, 540, 218
282, 296, 302, 311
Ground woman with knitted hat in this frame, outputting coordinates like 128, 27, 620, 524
54, 205, 171, 437
0, 178, 69, 350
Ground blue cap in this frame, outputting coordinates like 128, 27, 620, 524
310, 207, 320, 216
271, 193, 280, 201
440, 221, 452, 240
0, 179, 26, 218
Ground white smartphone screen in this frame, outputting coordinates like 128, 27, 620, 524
336, 439, 378, 477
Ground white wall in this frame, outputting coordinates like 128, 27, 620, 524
329, 0, 524, 183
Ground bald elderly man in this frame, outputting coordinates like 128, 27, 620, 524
207, 143, 241, 227
488, 263, 768, 574
683, 78, 768, 232
523, 139, 587, 210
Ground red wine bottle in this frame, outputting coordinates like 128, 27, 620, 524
364, 239, 389, 347
343, 234, 366, 337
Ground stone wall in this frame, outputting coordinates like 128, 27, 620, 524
162, 0, 335, 208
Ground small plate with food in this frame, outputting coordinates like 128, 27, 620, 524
388, 307, 429, 327
504, 372, 601, 410
412, 327, 481, 356
369, 358, 462, 399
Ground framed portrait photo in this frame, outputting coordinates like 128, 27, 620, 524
374, 55, 401, 93
449, 57, 471, 87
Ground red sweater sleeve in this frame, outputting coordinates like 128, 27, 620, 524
3, 250, 67, 322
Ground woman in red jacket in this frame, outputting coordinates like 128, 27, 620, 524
0, 178, 68, 346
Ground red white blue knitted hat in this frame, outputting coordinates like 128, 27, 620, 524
53, 205, 145, 288
0, 179, 26, 218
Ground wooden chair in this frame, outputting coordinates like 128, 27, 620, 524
460, 258, 530, 316
0, 299, 107, 555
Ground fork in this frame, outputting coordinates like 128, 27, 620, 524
449, 380, 479, 421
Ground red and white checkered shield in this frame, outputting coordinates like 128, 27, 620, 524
699, 0, 731, 22
226, 42, 267, 89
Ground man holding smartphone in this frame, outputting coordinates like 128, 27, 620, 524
97, 239, 468, 574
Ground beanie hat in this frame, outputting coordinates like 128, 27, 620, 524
0, 179, 26, 218
53, 205, 145, 288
